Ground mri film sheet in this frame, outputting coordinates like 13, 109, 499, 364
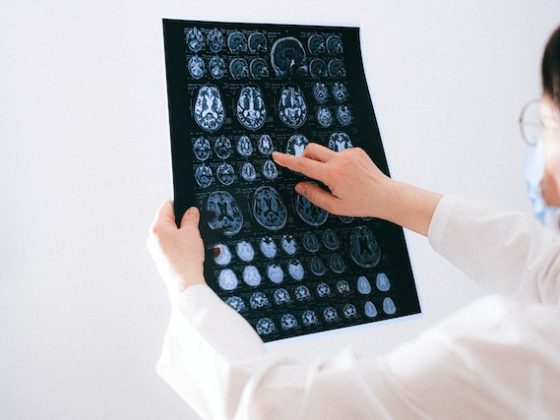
163, 19, 421, 342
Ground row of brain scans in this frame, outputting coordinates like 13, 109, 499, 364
192, 132, 352, 163
188, 55, 347, 80
192, 83, 351, 133
185, 26, 345, 79
185, 27, 344, 55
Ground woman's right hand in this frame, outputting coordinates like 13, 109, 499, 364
272, 143, 443, 236
272, 143, 396, 219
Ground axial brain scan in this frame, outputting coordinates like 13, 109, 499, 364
165, 19, 421, 342
194, 85, 225, 132
278, 85, 308, 128
253, 186, 287, 230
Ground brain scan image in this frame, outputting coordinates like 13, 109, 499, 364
312, 82, 329, 104
229, 58, 249, 80
225, 296, 246, 313
240, 161, 257, 182
208, 56, 226, 79
259, 236, 277, 259
258, 134, 274, 155
273, 288, 291, 305
316, 282, 331, 298
195, 164, 214, 188
322, 229, 340, 250
286, 134, 309, 157
218, 268, 238, 291
302, 310, 319, 326
248, 32, 267, 53
216, 162, 235, 185
236, 135, 253, 157
242, 265, 261, 287
262, 160, 279, 180
236, 86, 267, 130
213, 243, 232, 266
309, 256, 327, 276
316, 106, 333, 128
194, 85, 225, 133
329, 254, 346, 274
280, 314, 298, 330
328, 132, 353, 152
294, 285, 311, 301
165, 20, 420, 342
336, 280, 350, 294
236, 240, 255, 262
250, 292, 270, 309
193, 136, 212, 161
185, 27, 204, 52
332, 82, 348, 103
214, 135, 232, 159
287, 259, 304, 280
266, 263, 284, 284
250, 58, 269, 79
356, 275, 372, 295
336, 105, 353, 126
281, 235, 297, 255
253, 186, 287, 230
383, 297, 397, 315
349, 226, 381, 268
271, 36, 307, 77
295, 184, 329, 226
302, 231, 320, 253
364, 301, 378, 318
376, 273, 391, 292
343, 304, 357, 319
187, 56, 205, 79
326, 35, 344, 53
278, 86, 308, 128
328, 59, 346, 77
227, 31, 248, 53
256, 317, 276, 335
206, 191, 244, 236
307, 34, 325, 54
309, 58, 327, 78
207, 28, 224, 52
323, 307, 339, 323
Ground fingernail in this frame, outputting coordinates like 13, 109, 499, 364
295, 183, 303, 194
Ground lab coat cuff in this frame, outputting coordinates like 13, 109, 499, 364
427, 194, 463, 253
168, 283, 267, 361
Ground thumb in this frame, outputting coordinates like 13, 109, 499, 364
180, 206, 200, 229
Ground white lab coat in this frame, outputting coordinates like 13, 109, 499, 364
155, 195, 560, 419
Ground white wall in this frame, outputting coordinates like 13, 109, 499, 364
1, 1, 559, 418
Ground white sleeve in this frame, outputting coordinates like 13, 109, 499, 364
428, 195, 560, 304
156, 287, 560, 419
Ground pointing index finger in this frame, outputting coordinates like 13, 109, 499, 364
272, 151, 329, 183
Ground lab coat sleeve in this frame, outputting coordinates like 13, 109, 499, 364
155, 284, 406, 420
156, 286, 560, 419
427, 194, 560, 304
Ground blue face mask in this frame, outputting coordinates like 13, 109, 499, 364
524, 141, 560, 230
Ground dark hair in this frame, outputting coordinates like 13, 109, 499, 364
542, 25, 560, 109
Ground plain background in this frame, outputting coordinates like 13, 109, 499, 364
2, 1, 559, 418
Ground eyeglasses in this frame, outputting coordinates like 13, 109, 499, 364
519, 99, 560, 146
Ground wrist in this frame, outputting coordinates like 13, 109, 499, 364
375, 179, 406, 221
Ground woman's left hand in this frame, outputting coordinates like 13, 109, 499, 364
147, 201, 206, 295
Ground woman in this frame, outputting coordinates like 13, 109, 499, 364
148, 27, 560, 419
